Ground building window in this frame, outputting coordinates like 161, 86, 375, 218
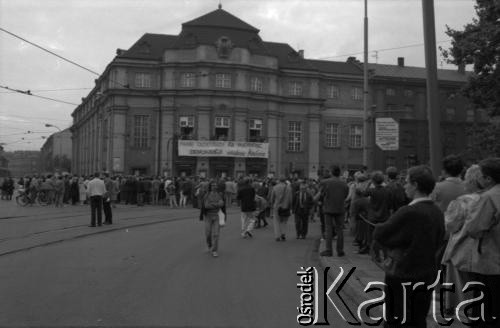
250, 77, 263, 92
349, 125, 363, 148
404, 105, 414, 112
134, 73, 152, 88
446, 107, 456, 121
102, 119, 108, 152
351, 87, 362, 100
466, 109, 475, 122
133, 115, 149, 148
328, 85, 340, 99
181, 73, 196, 87
249, 119, 263, 141
214, 116, 230, 140
386, 104, 397, 111
179, 116, 195, 138
289, 82, 303, 96
386, 88, 396, 96
325, 123, 340, 148
287, 121, 302, 152
404, 89, 414, 97
215, 73, 231, 88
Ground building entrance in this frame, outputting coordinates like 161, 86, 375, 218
209, 157, 234, 179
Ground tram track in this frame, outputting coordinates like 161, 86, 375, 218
0, 211, 203, 258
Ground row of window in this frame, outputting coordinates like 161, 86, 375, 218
132, 72, 365, 99
385, 88, 415, 98
131, 115, 363, 151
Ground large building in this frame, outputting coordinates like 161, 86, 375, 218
71, 7, 475, 178
40, 128, 72, 173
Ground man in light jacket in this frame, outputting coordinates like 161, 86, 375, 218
270, 177, 293, 241
87, 172, 106, 227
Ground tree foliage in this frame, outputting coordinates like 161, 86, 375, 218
441, 0, 500, 157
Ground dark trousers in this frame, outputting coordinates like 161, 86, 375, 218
294, 209, 309, 237
384, 275, 433, 328
255, 210, 267, 227
324, 213, 344, 254
103, 200, 112, 224
90, 196, 103, 226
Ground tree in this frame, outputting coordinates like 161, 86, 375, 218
440, 0, 500, 156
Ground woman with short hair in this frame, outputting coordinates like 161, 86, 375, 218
200, 181, 225, 258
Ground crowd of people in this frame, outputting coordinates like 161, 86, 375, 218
2, 155, 499, 326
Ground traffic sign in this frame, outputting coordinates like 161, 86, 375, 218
375, 117, 399, 151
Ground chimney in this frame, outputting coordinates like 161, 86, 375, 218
116, 48, 125, 56
347, 56, 357, 63
458, 62, 465, 74
298, 50, 304, 58
397, 57, 405, 67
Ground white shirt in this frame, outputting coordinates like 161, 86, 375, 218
409, 196, 432, 206
87, 178, 106, 197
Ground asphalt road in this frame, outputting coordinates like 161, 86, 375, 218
0, 204, 351, 327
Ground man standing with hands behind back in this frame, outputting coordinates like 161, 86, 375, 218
316, 165, 349, 257
87, 172, 106, 227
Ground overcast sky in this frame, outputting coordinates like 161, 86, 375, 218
0, 0, 476, 151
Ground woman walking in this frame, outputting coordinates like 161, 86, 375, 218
200, 181, 225, 257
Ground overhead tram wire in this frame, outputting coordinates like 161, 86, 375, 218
0, 85, 78, 106
0, 87, 92, 94
315, 39, 451, 60
0, 27, 129, 89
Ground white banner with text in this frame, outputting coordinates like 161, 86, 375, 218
178, 140, 269, 158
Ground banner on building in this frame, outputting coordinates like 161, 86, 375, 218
178, 140, 269, 158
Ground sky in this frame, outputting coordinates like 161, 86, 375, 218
0, 0, 476, 152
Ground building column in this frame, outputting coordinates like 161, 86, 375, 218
196, 106, 211, 177
234, 108, 247, 176
161, 106, 175, 176
266, 111, 280, 177
111, 107, 127, 174
307, 114, 320, 179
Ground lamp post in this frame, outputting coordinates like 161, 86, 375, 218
45, 123, 63, 171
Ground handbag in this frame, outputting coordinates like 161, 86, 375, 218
218, 209, 226, 227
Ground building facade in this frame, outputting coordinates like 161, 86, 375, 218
40, 128, 72, 172
71, 7, 472, 178
4, 151, 40, 177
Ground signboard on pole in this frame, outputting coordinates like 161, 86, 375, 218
178, 140, 269, 158
375, 118, 399, 151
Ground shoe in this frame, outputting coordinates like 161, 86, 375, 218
212, 251, 218, 257
241, 232, 248, 238
245, 231, 253, 238
88, 224, 96, 227
263, 222, 268, 227
338, 251, 346, 257
280, 234, 286, 241
320, 250, 333, 257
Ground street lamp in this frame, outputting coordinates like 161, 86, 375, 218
45, 123, 63, 171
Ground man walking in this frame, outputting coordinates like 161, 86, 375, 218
293, 181, 314, 239
316, 165, 349, 257
237, 178, 256, 238
87, 172, 106, 227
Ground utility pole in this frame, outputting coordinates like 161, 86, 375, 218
362, 0, 369, 168
422, 0, 442, 176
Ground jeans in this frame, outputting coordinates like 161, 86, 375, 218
294, 209, 309, 237
240, 211, 255, 235
90, 195, 103, 226
204, 212, 220, 252
324, 213, 344, 254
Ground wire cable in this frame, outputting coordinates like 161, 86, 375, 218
0, 87, 92, 94
0, 85, 78, 106
315, 40, 451, 60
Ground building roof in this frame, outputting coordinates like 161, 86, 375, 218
367, 63, 470, 83
119, 33, 178, 60
182, 8, 259, 33
263, 42, 316, 70
308, 59, 363, 76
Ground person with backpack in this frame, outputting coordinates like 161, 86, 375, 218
200, 180, 225, 257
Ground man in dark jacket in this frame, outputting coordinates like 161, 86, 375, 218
316, 165, 349, 257
237, 178, 256, 238
293, 181, 314, 239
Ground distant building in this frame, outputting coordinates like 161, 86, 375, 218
40, 128, 72, 173
4, 151, 40, 177
71, 7, 473, 178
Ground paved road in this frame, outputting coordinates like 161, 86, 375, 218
0, 203, 351, 327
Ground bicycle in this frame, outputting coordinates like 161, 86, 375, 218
15, 188, 35, 206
